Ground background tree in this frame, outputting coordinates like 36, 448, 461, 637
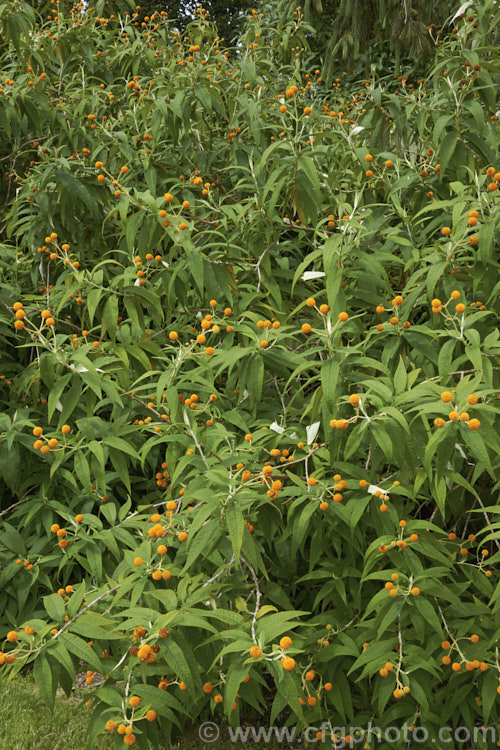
273, 0, 488, 80
24, 0, 254, 43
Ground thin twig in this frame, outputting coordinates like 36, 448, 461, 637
255, 239, 279, 294
364, 443, 372, 471
242, 558, 261, 642
184, 410, 210, 470
421, 367, 500, 383
52, 583, 121, 640
396, 614, 404, 685
0, 495, 31, 517
202, 555, 235, 588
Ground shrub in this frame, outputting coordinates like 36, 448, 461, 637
0, 1, 498, 747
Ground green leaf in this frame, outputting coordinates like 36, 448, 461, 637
433, 114, 452, 141
86, 287, 102, 327
40, 352, 57, 390
256, 610, 308, 645
102, 294, 119, 341
0, 445, 21, 492
413, 596, 443, 636
426, 260, 448, 298
109, 448, 131, 492
321, 358, 339, 411
465, 100, 484, 131
126, 212, 144, 254
438, 130, 458, 178
462, 429, 493, 475
223, 661, 248, 716
477, 221, 496, 263
162, 639, 193, 684
370, 424, 392, 462
104, 436, 140, 460
348, 496, 371, 528
184, 522, 224, 572
60, 632, 102, 672
273, 667, 304, 722
69, 612, 122, 640
376, 671, 396, 716
393, 356, 406, 395
438, 338, 456, 377
481, 668, 498, 722
245, 353, 264, 406
55, 170, 98, 216
59, 377, 83, 425
348, 638, 395, 673
66, 584, 86, 619
47, 641, 75, 685
43, 593, 66, 623
433, 474, 447, 517
33, 655, 55, 708
86, 542, 103, 580
377, 597, 403, 638
224, 410, 250, 434
295, 155, 321, 224
423, 427, 449, 477
87, 440, 105, 471
0, 521, 25, 554
225, 501, 245, 562
47, 373, 72, 422
292, 501, 317, 557
73, 451, 92, 490
188, 250, 204, 296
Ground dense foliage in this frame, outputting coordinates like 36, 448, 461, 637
0, 0, 499, 747
274, 0, 455, 81
25, 0, 254, 45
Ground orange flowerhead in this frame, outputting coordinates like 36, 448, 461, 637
281, 656, 295, 670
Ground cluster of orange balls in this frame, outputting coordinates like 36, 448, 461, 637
155, 460, 169, 488
133, 252, 163, 285
485, 165, 500, 191
301, 308, 348, 337
329, 390, 365, 430
364, 152, 395, 179
374, 294, 410, 330
440, 635, 489, 673
12, 301, 27, 331
50, 521, 70, 548
32, 424, 70, 454
306, 472, 349, 509
434, 391, 480, 430
298, 669, 333, 707
441, 208, 488, 249
35, 234, 79, 268
249, 638, 338, 713
384, 573, 420, 598
378, 517, 419, 553
104, 690, 158, 746
169, 299, 234, 354
431, 289, 470, 316
0, 627, 39, 667
378, 659, 411, 700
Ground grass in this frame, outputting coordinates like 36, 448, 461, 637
0, 675, 296, 750
0, 673, 111, 750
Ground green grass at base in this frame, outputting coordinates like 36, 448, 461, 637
0, 674, 111, 750
0, 675, 294, 750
